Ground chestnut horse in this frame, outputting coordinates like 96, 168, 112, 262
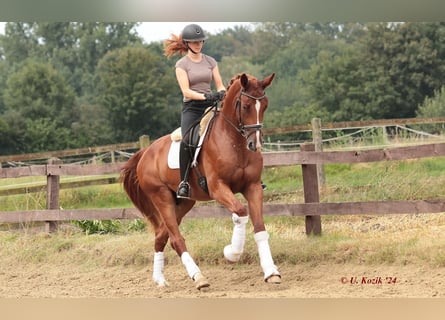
121, 73, 281, 290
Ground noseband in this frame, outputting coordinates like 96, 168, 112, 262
222, 90, 266, 145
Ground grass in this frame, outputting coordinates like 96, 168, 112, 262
262, 158, 445, 203
0, 179, 132, 212
1, 213, 445, 270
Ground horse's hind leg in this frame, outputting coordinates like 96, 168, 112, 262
137, 203, 170, 287
152, 224, 170, 287
150, 190, 210, 290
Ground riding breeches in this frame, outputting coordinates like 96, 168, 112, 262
181, 100, 212, 137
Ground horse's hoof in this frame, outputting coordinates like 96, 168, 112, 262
194, 272, 210, 291
223, 245, 241, 263
156, 281, 169, 288
154, 279, 169, 287
265, 274, 282, 284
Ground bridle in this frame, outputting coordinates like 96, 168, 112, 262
221, 89, 267, 150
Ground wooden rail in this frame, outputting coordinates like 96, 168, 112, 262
1, 117, 443, 165
1, 141, 445, 234
2, 200, 444, 223
263, 116, 445, 134
0, 135, 150, 164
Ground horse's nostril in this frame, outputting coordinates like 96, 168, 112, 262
247, 141, 256, 151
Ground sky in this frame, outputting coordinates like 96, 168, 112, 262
0, 22, 252, 44
136, 22, 252, 43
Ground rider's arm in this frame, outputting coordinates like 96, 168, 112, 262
175, 68, 206, 101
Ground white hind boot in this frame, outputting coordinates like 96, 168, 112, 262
152, 251, 168, 287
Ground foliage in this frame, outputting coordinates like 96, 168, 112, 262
417, 85, 445, 118
73, 220, 122, 235
2, 60, 77, 152
416, 85, 445, 134
72, 219, 146, 235
95, 46, 179, 142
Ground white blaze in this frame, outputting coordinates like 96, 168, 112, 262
255, 99, 262, 150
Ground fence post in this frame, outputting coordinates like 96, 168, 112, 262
139, 135, 150, 149
300, 143, 322, 236
381, 126, 388, 145
110, 151, 115, 163
311, 118, 325, 186
45, 157, 62, 233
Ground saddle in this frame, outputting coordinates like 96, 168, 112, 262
170, 106, 216, 143
168, 107, 217, 169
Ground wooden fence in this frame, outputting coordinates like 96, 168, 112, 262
0, 135, 151, 166
2, 117, 444, 166
1, 141, 445, 234
262, 116, 445, 135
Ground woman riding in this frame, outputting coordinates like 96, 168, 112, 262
164, 23, 226, 198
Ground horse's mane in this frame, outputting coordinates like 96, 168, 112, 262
226, 74, 242, 90
226, 73, 255, 90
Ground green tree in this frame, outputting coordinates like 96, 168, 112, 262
263, 30, 349, 112
416, 85, 445, 134
298, 22, 445, 122
0, 22, 39, 67
0, 111, 26, 154
417, 85, 445, 118
0, 22, 142, 97
4, 60, 77, 126
70, 99, 114, 147
75, 22, 142, 96
3, 60, 77, 153
360, 22, 441, 119
96, 46, 179, 142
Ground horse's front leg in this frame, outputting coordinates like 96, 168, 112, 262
244, 183, 281, 284
223, 212, 249, 262
208, 182, 249, 263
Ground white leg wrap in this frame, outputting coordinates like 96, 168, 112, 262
181, 252, 201, 280
152, 252, 168, 286
224, 213, 249, 262
254, 231, 280, 280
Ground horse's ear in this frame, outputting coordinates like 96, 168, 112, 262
261, 73, 275, 89
240, 73, 249, 90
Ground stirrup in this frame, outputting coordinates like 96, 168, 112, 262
177, 181, 191, 199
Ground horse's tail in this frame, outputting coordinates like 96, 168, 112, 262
120, 149, 160, 228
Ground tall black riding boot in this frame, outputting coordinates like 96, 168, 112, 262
177, 141, 192, 198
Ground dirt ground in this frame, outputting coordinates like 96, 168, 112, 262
1, 260, 444, 298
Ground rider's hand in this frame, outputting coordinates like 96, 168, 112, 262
216, 90, 226, 101
204, 91, 225, 103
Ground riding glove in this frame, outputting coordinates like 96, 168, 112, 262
204, 90, 225, 103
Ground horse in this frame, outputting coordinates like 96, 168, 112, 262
120, 73, 281, 290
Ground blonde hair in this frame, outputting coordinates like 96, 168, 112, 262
163, 33, 188, 57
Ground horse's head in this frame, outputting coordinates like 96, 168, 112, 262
222, 73, 275, 152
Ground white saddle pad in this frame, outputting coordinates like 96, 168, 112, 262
167, 140, 181, 169
167, 120, 211, 170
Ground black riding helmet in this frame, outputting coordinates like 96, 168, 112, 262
181, 24, 208, 42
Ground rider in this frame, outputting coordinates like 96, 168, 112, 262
164, 24, 226, 198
